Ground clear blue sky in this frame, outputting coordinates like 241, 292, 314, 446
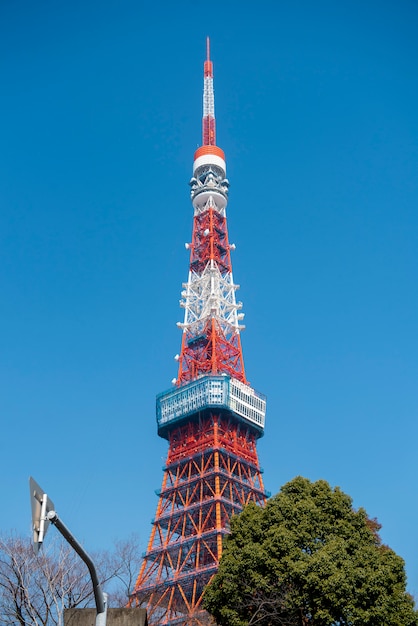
1, 0, 418, 601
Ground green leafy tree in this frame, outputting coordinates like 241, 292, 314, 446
204, 476, 417, 626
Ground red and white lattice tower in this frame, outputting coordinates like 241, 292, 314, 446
130, 39, 267, 626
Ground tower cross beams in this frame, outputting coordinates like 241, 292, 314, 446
156, 499, 220, 531
149, 519, 182, 551
156, 494, 180, 520
181, 271, 242, 328
177, 319, 246, 384
162, 469, 257, 505
177, 581, 193, 614
200, 537, 219, 564
189, 209, 232, 275
176, 543, 199, 577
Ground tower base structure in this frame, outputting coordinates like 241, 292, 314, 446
130, 380, 267, 625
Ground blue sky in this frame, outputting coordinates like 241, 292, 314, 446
1, 0, 418, 601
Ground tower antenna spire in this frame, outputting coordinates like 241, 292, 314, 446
203, 36, 215, 145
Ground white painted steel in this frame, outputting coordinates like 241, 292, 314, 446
178, 261, 244, 333
192, 190, 227, 211
193, 153, 226, 174
203, 76, 215, 120
229, 379, 266, 428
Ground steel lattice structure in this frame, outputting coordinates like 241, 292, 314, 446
130, 39, 267, 625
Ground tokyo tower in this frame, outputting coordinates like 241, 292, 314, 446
130, 39, 267, 625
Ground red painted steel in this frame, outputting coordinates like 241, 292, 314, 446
193, 145, 225, 161
131, 416, 265, 625
202, 117, 215, 147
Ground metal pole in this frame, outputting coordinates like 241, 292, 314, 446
46, 511, 107, 622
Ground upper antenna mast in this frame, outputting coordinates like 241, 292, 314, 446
202, 36, 215, 146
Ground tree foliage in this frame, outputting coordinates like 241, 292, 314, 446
0, 532, 141, 625
204, 476, 417, 626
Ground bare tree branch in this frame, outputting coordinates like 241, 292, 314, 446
0, 532, 142, 625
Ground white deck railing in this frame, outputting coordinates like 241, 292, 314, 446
156, 375, 266, 433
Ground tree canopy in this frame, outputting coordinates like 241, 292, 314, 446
204, 476, 417, 626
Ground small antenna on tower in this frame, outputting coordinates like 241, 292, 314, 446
202, 37, 215, 146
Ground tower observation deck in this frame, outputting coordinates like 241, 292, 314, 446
130, 39, 267, 625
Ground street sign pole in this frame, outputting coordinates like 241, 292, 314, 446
29, 477, 107, 626
46, 510, 106, 617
